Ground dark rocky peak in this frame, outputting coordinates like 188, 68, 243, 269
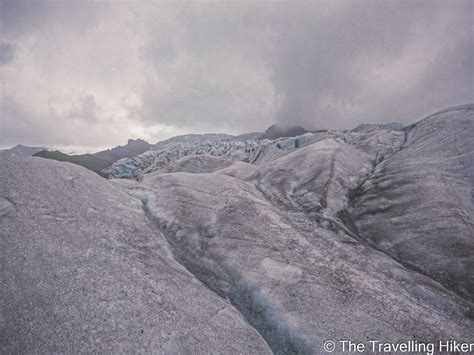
262, 124, 308, 140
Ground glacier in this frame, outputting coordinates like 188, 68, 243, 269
1, 104, 473, 353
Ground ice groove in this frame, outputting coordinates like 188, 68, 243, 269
139, 196, 312, 355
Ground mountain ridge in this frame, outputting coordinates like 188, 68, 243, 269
0, 144, 45, 156
34, 150, 112, 176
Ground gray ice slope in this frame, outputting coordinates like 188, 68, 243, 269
2, 104, 473, 354
151, 154, 258, 180
133, 119, 473, 353
251, 129, 406, 214
345, 104, 474, 303
0, 156, 270, 353
136, 169, 472, 354
118, 105, 474, 353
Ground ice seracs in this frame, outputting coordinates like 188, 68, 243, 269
350, 121, 405, 133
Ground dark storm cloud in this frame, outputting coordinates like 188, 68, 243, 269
0, 41, 14, 65
0, 0, 472, 150
139, 0, 472, 132
266, 0, 473, 128
0, 0, 105, 38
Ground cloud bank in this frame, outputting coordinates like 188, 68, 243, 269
1, 0, 472, 151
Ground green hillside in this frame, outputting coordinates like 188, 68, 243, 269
34, 150, 112, 176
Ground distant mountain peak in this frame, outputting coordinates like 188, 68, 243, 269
262, 124, 308, 140
93, 139, 152, 163
127, 138, 148, 145
0, 144, 45, 156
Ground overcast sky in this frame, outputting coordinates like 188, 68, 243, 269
1, 0, 472, 152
